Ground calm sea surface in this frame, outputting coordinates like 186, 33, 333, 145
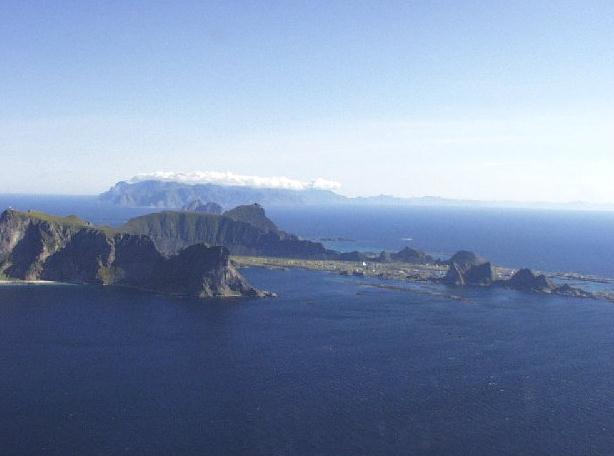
1, 195, 614, 455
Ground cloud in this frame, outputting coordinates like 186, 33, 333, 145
130, 171, 342, 191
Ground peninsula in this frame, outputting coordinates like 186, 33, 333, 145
121, 203, 606, 301
0, 209, 270, 299
1, 204, 607, 303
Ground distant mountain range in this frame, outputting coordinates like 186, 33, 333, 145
100, 180, 345, 208
99, 179, 614, 211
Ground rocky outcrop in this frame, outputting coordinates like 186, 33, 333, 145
447, 250, 486, 268
391, 247, 435, 264
223, 203, 280, 233
147, 244, 268, 298
445, 261, 496, 287
0, 210, 88, 280
122, 208, 334, 259
444, 250, 496, 286
439, 248, 596, 300
505, 268, 554, 292
182, 199, 223, 215
0, 209, 269, 298
503, 268, 593, 298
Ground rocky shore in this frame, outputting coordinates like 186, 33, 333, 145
0, 209, 271, 299
234, 253, 614, 303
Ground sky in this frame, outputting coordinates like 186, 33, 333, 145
1, 0, 613, 202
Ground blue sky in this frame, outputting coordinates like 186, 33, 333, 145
1, 0, 613, 201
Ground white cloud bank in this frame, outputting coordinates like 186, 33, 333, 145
131, 171, 342, 191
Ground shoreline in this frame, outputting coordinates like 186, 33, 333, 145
233, 255, 614, 302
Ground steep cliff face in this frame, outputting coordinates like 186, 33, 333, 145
183, 199, 223, 214
150, 244, 262, 297
0, 209, 268, 298
444, 251, 495, 286
446, 261, 496, 287
223, 204, 280, 233
0, 210, 88, 280
122, 209, 332, 259
439, 249, 593, 299
506, 268, 555, 292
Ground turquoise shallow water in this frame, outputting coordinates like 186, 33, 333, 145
2, 269, 614, 455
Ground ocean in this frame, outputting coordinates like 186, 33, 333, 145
3, 194, 614, 276
1, 195, 614, 455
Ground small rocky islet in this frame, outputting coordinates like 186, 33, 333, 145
0, 201, 607, 302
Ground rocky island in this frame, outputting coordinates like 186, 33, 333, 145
122, 203, 335, 258
182, 199, 223, 214
119, 203, 607, 301
0, 209, 270, 298
1, 203, 608, 303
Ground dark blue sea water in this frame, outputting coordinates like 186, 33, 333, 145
2, 270, 614, 455
2, 195, 614, 455
267, 205, 614, 278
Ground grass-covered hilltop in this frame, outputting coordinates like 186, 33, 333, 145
0, 208, 270, 298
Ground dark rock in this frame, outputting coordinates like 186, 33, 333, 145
182, 199, 223, 215
149, 244, 269, 298
390, 246, 434, 264
445, 261, 496, 287
552, 283, 594, 299
506, 268, 554, 292
502, 268, 595, 299
122, 209, 333, 259
443, 250, 495, 287
0, 209, 269, 298
447, 250, 486, 268
223, 203, 279, 233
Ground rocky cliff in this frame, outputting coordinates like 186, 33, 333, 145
122, 206, 334, 259
182, 199, 223, 215
223, 203, 280, 233
440, 249, 594, 299
444, 250, 495, 286
0, 209, 268, 298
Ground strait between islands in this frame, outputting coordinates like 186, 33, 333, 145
0, 204, 609, 302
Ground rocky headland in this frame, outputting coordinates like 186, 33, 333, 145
0, 209, 270, 299
182, 199, 223, 215
2, 203, 609, 304
122, 203, 336, 259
